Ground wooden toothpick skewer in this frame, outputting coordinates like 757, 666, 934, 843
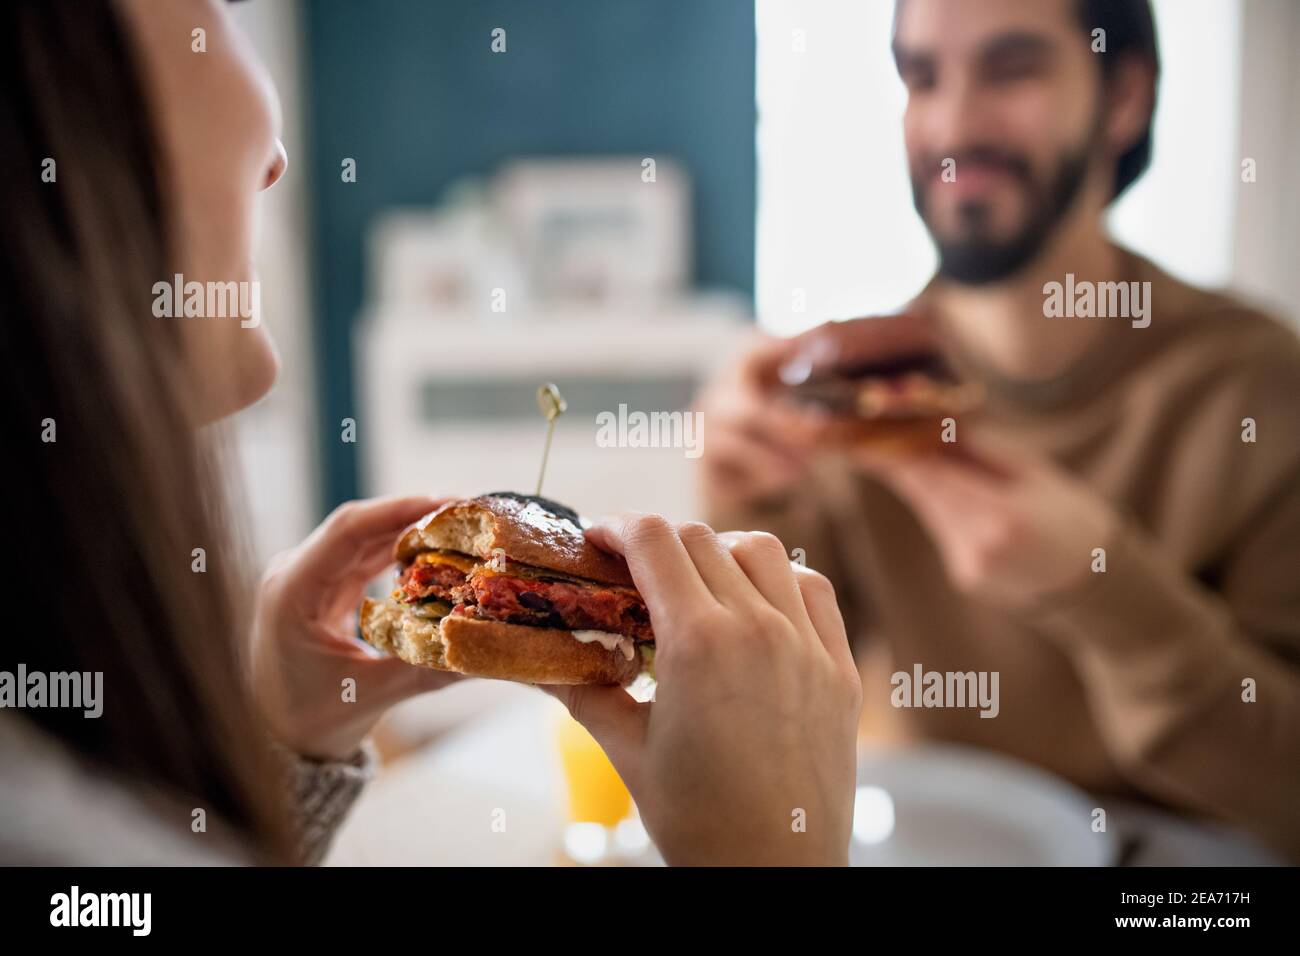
535, 383, 567, 497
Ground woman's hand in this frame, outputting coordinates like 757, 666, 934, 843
551, 516, 862, 866
251, 496, 460, 760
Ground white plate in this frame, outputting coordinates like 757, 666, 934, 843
851, 744, 1117, 866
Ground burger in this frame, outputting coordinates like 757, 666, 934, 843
781, 350, 983, 455
360, 492, 653, 685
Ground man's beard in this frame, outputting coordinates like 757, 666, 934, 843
911, 143, 1092, 286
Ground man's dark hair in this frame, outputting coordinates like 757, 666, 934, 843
1079, 0, 1160, 198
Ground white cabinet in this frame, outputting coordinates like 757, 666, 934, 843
355, 302, 749, 522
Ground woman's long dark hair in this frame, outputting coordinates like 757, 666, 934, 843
0, 2, 288, 859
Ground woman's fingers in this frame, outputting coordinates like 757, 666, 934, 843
585, 514, 717, 629
275, 496, 448, 606
347, 653, 463, 696
715, 530, 817, 638
791, 563, 854, 673
298, 534, 409, 625
674, 522, 765, 608
541, 685, 651, 793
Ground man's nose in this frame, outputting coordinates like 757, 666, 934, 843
924, 76, 991, 157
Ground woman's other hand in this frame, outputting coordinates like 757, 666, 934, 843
251, 496, 459, 760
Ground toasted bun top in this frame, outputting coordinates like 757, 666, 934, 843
394, 492, 635, 587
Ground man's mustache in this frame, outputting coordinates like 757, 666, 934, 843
913, 147, 1034, 187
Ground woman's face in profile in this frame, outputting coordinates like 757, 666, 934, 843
119, 0, 287, 422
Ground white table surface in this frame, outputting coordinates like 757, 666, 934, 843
326, 689, 1285, 867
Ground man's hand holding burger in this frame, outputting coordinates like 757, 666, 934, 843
698, 312, 1121, 610
695, 312, 943, 511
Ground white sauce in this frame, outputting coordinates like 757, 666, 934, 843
571, 629, 636, 661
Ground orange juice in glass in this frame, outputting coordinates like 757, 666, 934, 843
555, 711, 631, 825
553, 708, 636, 864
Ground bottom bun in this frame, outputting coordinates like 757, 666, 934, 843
820, 416, 947, 457
360, 598, 644, 686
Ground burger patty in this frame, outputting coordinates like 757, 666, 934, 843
395, 553, 653, 641
397, 559, 466, 604
458, 571, 653, 641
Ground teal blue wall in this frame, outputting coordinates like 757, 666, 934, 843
302, 0, 757, 511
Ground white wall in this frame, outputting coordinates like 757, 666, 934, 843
1106, 0, 1241, 288
756, 0, 926, 334
1231, 0, 1300, 323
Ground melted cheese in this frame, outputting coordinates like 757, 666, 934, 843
413, 550, 478, 573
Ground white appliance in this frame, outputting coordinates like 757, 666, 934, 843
355, 298, 750, 522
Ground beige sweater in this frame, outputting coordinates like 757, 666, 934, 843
0, 713, 370, 865
708, 250, 1300, 859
